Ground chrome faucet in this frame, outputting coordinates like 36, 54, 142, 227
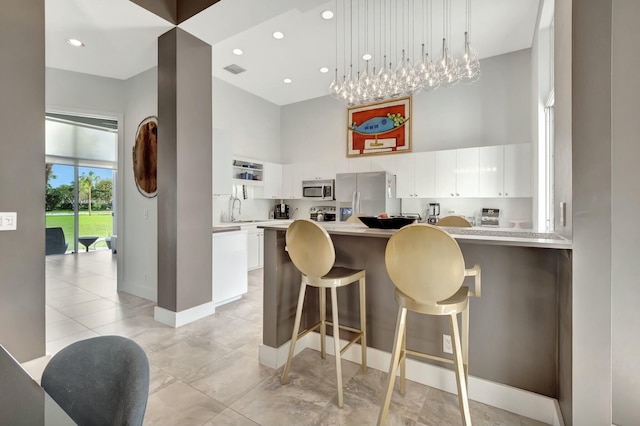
230, 195, 242, 222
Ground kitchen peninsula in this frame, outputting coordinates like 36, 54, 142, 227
259, 222, 572, 422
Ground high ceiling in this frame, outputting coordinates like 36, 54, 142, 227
45, 0, 541, 106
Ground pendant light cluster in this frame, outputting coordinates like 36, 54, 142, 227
329, 0, 480, 106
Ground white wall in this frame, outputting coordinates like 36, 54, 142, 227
611, 1, 640, 424
213, 78, 281, 163
46, 68, 125, 114
121, 67, 158, 301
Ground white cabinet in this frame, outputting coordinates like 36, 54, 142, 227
212, 231, 248, 307
435, 148, 479, 198
478, 145, 504, 197
281, 164, 302, 199
478, 144, 532, 197
257, 161, 282, 199
504, 143, 532, 197
246, 227, 264, 270
299, 160, 336, 181
347, 157, 372, 173
395, 152, 435, 198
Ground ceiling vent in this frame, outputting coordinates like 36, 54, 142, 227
223, 64, 246, 75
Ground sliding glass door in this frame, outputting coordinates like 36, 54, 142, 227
45, 112, 117, 254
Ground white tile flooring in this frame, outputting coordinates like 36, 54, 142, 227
35, 249, 548, 425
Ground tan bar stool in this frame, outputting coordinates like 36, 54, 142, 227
346, 213, 367, 224
281, 219, 367, 408
436, 215, 473, 227
377, 224, 481, 425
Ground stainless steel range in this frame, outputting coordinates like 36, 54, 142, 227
309, 206, 336, 222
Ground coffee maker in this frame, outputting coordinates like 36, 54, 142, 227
274, 202, 290, 219
427, 203, 440, 224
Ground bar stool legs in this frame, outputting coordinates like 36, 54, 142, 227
377, 306, 407, 425
450, 313, 471, 424
281, 276, 367, 409
281, 282, 307, 385
377, 307, 472, 426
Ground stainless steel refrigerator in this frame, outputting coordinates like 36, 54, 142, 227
335, 171, 400, 221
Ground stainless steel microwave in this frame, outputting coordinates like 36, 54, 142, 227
302, 179, 334, 200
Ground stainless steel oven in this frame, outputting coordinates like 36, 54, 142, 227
302, 179, 334, 200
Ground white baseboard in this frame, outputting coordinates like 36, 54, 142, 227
260, 332, 563, 426
154, 301, 215, 328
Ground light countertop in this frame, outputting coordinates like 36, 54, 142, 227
258, 221, 572, 249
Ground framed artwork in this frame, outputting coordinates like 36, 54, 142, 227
132, 116, 158, 198
347, 97, 411, 157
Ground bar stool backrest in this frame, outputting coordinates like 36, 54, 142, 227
385, 224, 465, 304
435, 216, 473, 227
286, 219, 335, 278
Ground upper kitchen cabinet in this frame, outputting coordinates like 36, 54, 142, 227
256, 161, 282, 199
478, 145, 504, 197
435, 148, 479, 198
478, 144, 532, 197
299, 160, 336, 181
281, 163, 302, 199
503, 143, 532, 197
394, 152, 435, 198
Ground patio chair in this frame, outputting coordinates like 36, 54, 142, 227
46, 227, 68, 255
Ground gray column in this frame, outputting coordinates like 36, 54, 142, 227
0, 1, 46, 361
157, 27, 212, 314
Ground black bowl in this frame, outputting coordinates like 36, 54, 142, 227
357, 216, 416, 229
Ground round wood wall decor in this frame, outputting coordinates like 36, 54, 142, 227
132, 116, 158, 198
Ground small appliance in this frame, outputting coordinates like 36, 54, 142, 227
427, 203, 440, 225
310, 206, 336, 222
274, 203, 290, 219
302, 179, 334, 200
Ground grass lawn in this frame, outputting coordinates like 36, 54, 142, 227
46, 211, 113, 251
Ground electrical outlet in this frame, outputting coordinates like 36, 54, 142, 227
443, 334, 453, 354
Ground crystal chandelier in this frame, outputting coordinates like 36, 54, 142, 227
329, 0, 480, 106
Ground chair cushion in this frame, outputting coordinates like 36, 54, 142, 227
41, 336, 149, 426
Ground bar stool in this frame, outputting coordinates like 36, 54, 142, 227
377, 224, 481, 425
281, 219, 367, 408
435, 215, 473, 227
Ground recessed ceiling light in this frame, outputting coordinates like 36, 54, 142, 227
66, 38, 84, 48
362, 53, 372, 61
321, 10, 334, 20
319, 67, 329, 73
272, 31, 285, 40
283, 78, 292, 84
232, 48, 243, 56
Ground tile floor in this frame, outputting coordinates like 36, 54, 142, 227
38, 250, 548, 426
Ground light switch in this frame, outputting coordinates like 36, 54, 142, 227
0, 212, 17, 231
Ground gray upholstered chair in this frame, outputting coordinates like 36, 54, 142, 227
46, 227, 68, 255
42, 336, 150, 426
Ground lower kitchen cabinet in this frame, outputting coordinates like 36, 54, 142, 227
246, 227, 264, 270
212, 230, 248, 307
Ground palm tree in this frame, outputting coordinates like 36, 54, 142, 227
79, 171, 99, 215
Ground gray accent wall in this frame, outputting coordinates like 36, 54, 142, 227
0, 1, 46, 362
157, 28, 212, 312
571, 2, 612, 425
611, 1, 640, 424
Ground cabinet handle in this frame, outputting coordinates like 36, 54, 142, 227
498, 192, 502, 196
450, 193, 454, 197
505, 193, 509, 196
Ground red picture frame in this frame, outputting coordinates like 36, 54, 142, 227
346, 97, 412, 157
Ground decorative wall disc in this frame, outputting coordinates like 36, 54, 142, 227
132, 116, 158, 198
